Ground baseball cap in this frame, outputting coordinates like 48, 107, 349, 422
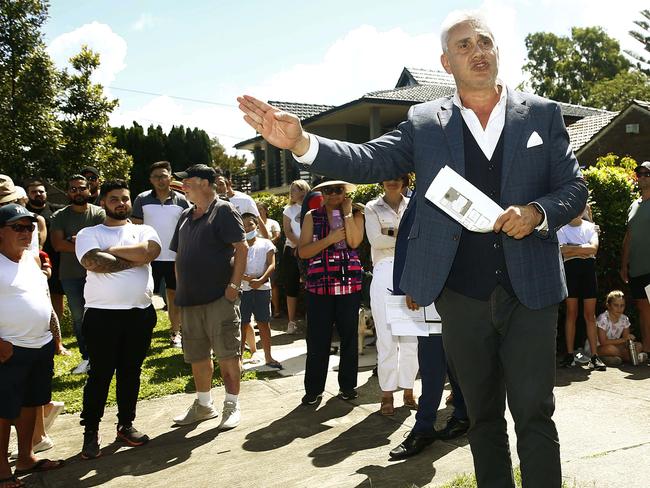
634, 161, 650, 173
80, 166, 100, 177
173, 164, 217, 184
0, 203, 38, 226
0, 174, 20, 204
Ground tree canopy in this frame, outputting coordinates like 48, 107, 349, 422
625, 9, 650, 75
523, 27, 631, 106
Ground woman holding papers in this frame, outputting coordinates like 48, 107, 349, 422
365, 176, 418, 415
298, 180, 365, 405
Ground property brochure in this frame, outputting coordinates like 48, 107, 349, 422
425, 165, 504, 233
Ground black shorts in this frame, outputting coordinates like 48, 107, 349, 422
0, 340, 54, 419
241, 289, 272, 324
629, 272, 650, 300
564, 258, 597, 299
152, 261, 177, 292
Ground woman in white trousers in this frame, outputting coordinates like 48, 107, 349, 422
365, 176, 419, 416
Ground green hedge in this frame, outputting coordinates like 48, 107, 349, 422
583, 155, 639, 302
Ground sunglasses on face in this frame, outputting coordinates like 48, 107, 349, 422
636, 171, 650, 178
68, 186, 88, 193
321, 186, 345, 195
84, 175, 98, 182
7, 223, 35, 233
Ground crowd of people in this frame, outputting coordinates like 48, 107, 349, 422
2, 8, 650, 488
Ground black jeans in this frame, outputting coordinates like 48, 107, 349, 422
80, 306, 157, 431
436, 286, 560, 488
304, 292, 360, 395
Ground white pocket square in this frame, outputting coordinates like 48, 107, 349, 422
526, 131, 543, 148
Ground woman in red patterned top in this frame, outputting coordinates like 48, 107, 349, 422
298, 180, 365, 405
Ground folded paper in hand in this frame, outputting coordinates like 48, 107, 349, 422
385, 295, 442, 336
425, 165, 504, 233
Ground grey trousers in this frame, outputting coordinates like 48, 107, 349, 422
436, 285, 561, 488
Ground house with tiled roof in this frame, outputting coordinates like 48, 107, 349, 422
236, 67, 618, 193
566, 100, 650, 166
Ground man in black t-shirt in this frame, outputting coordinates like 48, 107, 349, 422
170, 165, 247, 431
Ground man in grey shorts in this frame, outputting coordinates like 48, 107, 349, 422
170, 164, 248, 430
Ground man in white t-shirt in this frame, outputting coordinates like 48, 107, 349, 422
215, 170, 269, 239
0, 203, 65, 480
75, 180, 161, 460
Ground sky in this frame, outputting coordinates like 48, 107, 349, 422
43, 0, 647, 158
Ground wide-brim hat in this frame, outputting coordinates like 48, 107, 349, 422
634, 161, 650, 173
312, 180, 357, 194
0, 174, 20, 204
0, 203, 38, 226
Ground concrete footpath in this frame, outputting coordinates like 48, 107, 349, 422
14, 319, 650, 488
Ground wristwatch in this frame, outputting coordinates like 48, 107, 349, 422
228, 282, 241, 292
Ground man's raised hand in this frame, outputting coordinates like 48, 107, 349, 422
237, 95, 310, 156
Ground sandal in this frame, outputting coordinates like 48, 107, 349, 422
14, 458, 65, 476
265, 360, 283, 370
0, 475, 25, 488
380, 397, 394, 416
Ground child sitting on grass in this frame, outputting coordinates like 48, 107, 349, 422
240, 213, 282, 369
593, 290, 645, 366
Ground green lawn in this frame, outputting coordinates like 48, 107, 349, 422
439, 469, 578, 488
53, 307, 258, 413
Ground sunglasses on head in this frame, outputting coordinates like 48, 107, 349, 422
68, 186, 88, 193
321, 186, 345, 195
84, 175, 98, 181
7, 223, 35, 233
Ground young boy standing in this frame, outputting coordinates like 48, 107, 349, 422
240, 213, 282, 369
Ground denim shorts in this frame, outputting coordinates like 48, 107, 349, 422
241, 289, 272, 324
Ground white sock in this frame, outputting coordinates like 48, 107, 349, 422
225, 393, 238, 405
197, 391, 212, 407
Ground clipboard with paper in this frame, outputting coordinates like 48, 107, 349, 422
425, 165, 504, 233
385, 295, 442, 336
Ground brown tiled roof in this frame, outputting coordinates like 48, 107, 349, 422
364, 84, 454, 102
566, 112, 618, 152
401, 67, 455, 87
267, 101, 335, 120
634, 99, 650, 110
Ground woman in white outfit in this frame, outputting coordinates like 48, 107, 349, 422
365, 176, 419, 415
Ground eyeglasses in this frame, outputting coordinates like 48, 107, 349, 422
321, 186, 345, 195
636, 171, 650, 178
84, 175, 98, 182
68, 186, 88, 193
7, 223, 35, 233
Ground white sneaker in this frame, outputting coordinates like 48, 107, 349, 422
286, 321, 298, 334
173, 399, 218, 426
218, 401, 241, 430
43, 401, 65, 431
72, 359, 90, 374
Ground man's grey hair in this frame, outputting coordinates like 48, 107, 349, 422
440, 10, 495, 53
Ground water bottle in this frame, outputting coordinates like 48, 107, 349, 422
330, 209, 347, 250
628, 339, 639, 366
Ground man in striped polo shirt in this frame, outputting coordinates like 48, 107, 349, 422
132, 161, 189, 348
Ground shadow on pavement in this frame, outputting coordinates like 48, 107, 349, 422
21, 423, 223, 488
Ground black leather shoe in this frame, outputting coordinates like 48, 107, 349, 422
389, 431, 436, 460
436, 417, 470, 440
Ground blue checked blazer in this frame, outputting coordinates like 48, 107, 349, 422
307, 88, 588, 310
